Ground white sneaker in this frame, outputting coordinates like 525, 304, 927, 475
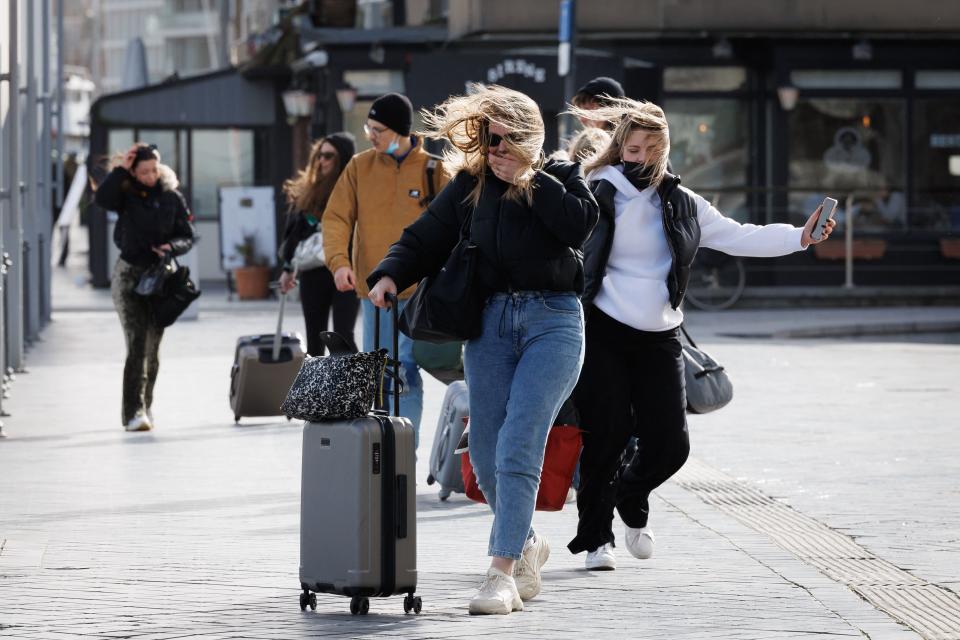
585, 543, 617, 571
469, 567, 523, 615
124, 413, 153, 432
513, 533, 550, 601
624, 526, 654, 559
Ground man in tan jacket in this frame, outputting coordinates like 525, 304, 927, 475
323, 92, 449, 444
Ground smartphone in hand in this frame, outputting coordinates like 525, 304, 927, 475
812, 197, 838, 241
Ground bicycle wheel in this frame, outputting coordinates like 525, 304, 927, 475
684, 249, 746, 311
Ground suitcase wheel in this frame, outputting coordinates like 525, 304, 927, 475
299, 590, 316, 611
439, 489, 451, 501
403, 594, 422, 615
426, 474, 435, 485
234, 415, 241, 424
350, 596, 369, 616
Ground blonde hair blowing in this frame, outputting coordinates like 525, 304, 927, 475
566, 126, 611, 163
107, 148, 180, 191
566, 97, 670, 188
418, 83, 545, 207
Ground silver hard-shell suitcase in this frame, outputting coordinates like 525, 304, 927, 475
229, 293, 305, 423
426, 380, 468, 500
299, 294, 421, 616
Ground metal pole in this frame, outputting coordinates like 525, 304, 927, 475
40, 0, 52, 323
25, 0, 40, 343
55, 0, 64, 210
557, 0, 577, 147
7, 0, 26, 372
844, 193, 855, 289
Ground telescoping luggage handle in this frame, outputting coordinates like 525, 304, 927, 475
373, 292, 401, 417
271, 291, 287, 362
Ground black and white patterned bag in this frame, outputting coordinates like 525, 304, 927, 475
281, 348, 388, 422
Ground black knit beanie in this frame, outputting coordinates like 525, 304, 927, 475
576, 77, 625, 105
368, 93, 413, 137
323, 132, 356, 165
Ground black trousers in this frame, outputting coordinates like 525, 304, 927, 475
567, 307, 690, 554
298, 266, 360, 356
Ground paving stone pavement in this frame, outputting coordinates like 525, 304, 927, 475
1, 271, 958, 638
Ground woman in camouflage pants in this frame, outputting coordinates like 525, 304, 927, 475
96, 144, 196, 432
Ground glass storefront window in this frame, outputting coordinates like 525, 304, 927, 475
790, 70, 902, 90
915, 71, 960, 89
663, 67, 747, 92
912, 98, 960, 231
107, 128, 134, 157
787, 98, 905, 231
664, 98, 750, 221
191, 129, 254, 220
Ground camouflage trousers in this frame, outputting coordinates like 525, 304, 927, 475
111, 258, 165, 425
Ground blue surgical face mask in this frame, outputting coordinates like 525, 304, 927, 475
385, 136, 400, 155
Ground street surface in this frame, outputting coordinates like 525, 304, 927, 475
1, 266, 958, 639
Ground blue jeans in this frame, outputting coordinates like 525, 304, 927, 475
362, 298, 423, 447
464, 292, 585, 560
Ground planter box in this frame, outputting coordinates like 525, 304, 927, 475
940, 238, 960, 260
233, 266, 271, 300
814, 239, 887, 261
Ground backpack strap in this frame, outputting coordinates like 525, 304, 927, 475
421, 155, 440, 207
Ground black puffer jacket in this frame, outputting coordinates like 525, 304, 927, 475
582, 172, 700, 310
368, 160, 599, 295
95, 167, 196, 267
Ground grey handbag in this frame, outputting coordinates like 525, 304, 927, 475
680, 324, 733, 414
292, 230, 325, 272
281, 348, 388, 422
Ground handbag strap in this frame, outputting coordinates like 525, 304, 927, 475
679, 322, 698, 349
272, 292, 286, 361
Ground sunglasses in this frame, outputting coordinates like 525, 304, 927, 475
316, 151, 337, 161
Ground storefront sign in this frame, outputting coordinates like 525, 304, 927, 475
930, 133, 960, 148
486, 58, 547, 84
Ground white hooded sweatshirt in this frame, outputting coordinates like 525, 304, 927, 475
590, 164, 806, 332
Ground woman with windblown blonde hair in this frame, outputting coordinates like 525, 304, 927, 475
367, 84, 599, 615
564, 97, 835, 571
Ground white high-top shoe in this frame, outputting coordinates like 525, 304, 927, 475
469, 567, 523, 615
624, 526, 655, 559
124, 413, 153, 432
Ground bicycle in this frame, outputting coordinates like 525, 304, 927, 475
684, 248, 746, 310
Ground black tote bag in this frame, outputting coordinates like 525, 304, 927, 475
399, 210, 484, 343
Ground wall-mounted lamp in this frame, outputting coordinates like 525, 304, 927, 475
712, 37, 733, 59
335, 85, 358, 113
282, 89, 316, 123
777, 85, 799, 111
852, 39, 873, 61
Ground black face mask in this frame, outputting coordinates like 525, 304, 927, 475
621, 161, 653, 191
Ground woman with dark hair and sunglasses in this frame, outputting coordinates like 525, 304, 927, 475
279, 133, 359, 355
94, 143, 196, 432
367, 84, 598, 615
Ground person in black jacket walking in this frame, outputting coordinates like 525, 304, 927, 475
279, 133, 359, 355
367, 85, 598, 615
564, 98, 835, 570
94, 144, 196, 432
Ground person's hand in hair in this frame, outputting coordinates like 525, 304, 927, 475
122, 145, 139, 171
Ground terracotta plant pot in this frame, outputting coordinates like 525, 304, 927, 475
940, 238, 960, 260
233, 266, 271, 300
813, 239, 887, 261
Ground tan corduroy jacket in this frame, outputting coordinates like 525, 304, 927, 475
322, 140, 449, 298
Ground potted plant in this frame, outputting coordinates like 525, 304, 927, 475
232, 233, 271, 300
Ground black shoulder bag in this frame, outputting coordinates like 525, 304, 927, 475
399, 208, 483, 344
